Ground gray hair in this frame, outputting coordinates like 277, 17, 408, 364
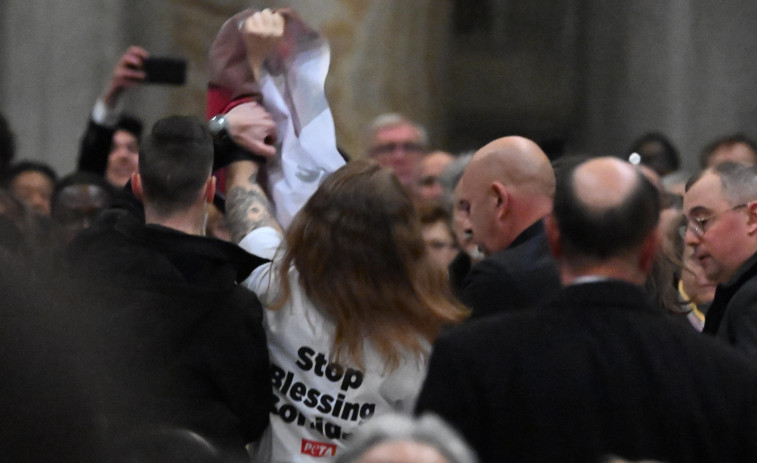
438, 151, 474, 209
336, 413, 478, 463
366, 113, 429, 148
686, 161, 757, 205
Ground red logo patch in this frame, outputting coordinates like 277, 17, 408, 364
301, 439, 337, 457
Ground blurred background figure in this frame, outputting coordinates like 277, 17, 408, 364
415, 150, 454, 201
335, 413, 478, 463
78, 46, 148, 188
51, 172, 114, 244
418, 203, 459, 272
4, 160, 57, 216
0, 259, 100, 463
366, 113, 428, 190
699, 133, 757, 168
626, 132, 681, 177
437, 152, 484, 297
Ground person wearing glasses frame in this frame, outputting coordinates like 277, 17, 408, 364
682, 161, 757, 359
366, 113, 429, 190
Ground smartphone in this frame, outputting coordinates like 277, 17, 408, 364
143, 57, 187, 85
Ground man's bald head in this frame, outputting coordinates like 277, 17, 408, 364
466, 136, 555, 199
553, 156, 660, 260
459, 136, 555, 254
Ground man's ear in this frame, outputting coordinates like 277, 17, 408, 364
545, 213, 562, 259
639, 227, 661, 274
746, 201, 757, 235
131, 173, 143, 201
491, 181, 509, 220
205, 175, 217, 204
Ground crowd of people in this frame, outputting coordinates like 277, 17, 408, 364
1, 7, 757, 463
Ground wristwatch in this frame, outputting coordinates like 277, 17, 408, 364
208, 114, 229, 138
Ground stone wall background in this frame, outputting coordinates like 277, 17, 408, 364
2, 0, 757, 176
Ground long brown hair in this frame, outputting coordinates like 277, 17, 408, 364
275, 159, 467, 370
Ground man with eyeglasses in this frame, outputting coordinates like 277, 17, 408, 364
417, 157, 757, 462
682, 161, 757, 358
366, 113, 428, 189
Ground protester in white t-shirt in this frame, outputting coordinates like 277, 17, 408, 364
218, 10, 467, 461
227, 158, 467, 462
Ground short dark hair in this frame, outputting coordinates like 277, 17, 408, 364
4, 160, 57, 187
626, 132, 680, 175
115, 113, 143, 141
554, 158, 660, 259
138, 116, 213, 214
699, 133, 757, 168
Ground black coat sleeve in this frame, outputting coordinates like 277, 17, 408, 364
415, 331, 483, 453
78, 119, 115, 176
201, 289, 272, 443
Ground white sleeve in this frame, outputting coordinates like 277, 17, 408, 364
239, 226, 284, 304
238, 226, 283, 260
91, 97, 123, 127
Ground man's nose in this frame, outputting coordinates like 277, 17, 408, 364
683, 226, 700, 246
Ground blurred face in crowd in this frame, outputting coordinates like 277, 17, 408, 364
106, 130, 139, 188
415, 151, 453, 201
52, 184, 111, 243
683, 171, 757, 283
369, 123, 426, 188
11, 170, 54, 216
422, 219, 459, 271
706, 142, 757, 168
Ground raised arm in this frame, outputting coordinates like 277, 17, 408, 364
102, 46, 149, 108
241, 9, 285, 82
224, 8, 287, 243
226, 160, 281, 243
78, 46, 148, 175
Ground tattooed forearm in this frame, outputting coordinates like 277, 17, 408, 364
227, 183, 280, 243
225, 160, 282, 242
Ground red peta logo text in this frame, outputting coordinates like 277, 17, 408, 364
301, 439, 337, 457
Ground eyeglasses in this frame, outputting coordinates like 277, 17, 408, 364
418, 175, 440, 188
370, 142, 426, 157
679, 203, 748, 238
426, 239, 458, 251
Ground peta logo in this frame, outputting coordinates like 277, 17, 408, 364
301, 439, 337, 457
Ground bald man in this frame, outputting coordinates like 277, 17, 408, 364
417, 157, 757, 463
456, 136, 560, 318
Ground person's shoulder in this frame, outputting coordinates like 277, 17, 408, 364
435, 309, 539, 351
65, 209, 132, 260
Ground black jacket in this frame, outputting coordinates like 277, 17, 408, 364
417, 280, 757, 463
459, 220, 561, 319
64, 210, 272, 456
704, 249, 757, 359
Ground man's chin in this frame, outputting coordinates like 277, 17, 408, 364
703, 265, 726, 285
106, 173, 131, 188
